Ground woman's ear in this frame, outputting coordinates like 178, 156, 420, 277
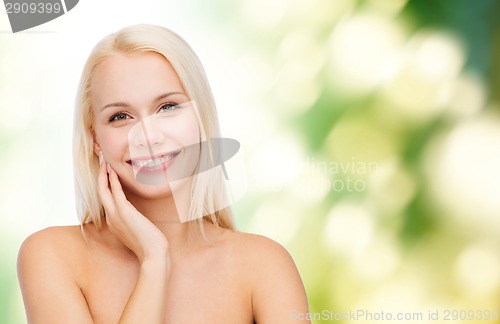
92, 131, 102, 157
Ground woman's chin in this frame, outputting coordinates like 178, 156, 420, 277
135, 171, 170, 186
117, 169, 192, 202
118, 176, 171, 198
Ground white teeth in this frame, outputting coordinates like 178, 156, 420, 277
132, 152, 178, 168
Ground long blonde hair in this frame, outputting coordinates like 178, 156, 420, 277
73, 24, 235, 233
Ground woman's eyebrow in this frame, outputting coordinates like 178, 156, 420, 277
100, 91, 186, 111
100, 101, 130, 111
153, 91, 186, 103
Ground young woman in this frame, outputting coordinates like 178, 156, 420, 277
17, 24, 310, 323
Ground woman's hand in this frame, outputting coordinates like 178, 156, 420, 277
96, 157, 169, 264
96, 156, 171, 323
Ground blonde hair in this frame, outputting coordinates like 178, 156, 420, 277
73, 24, 235, 233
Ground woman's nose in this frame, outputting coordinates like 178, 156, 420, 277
129, 117, 165, 147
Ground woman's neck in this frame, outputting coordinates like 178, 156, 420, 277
123, 191, 200, 257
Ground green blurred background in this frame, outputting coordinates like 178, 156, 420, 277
1, 0, 500, 323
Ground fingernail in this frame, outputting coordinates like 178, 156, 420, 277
106, 163, 110, 173
99, 151, 103, 166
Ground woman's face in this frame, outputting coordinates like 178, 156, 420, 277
91, 52, 201, 199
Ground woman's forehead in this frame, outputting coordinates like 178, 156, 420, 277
91, 52, 186, 108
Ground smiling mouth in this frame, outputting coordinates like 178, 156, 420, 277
127, 150, 180, 170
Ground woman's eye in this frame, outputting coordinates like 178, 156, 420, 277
109, 112, 130, 122
159, 102, 180, 112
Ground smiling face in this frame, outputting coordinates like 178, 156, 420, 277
91, 51, 201, 199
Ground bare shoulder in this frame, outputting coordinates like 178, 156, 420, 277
18, 225, 86, 263
225, 231, 294, 265
17, 225, 88, 286
17, 226, 94, 323
219, 230, 304, 290
221, 230, 310, 323
206, 229, 300, 285
21, 225, 84, 241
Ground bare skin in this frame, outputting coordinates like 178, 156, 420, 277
18, 217, 310, 323
17, 52, 311, 323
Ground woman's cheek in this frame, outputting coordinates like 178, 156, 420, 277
99, 129, 129, 161
182, 114, 201, 144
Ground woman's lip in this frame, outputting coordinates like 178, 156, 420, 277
127, 149, 181, 163
127, 151, 180, 174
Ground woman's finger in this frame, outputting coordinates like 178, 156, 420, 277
96, 158, 115, 216
106, 165, 144, 226
107, 165, 134, 214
